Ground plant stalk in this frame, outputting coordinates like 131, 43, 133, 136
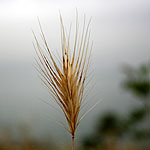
72, 136, 75, 150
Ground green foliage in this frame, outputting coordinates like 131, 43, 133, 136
132, 129, 150, 140
128, 108, 146, 125
122, 63, 150, 98
82, 108, 149, 148
82, 112, 122, 149
97, 113, 122, 136
82, 134, 101, 149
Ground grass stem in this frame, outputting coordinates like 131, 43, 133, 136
72, 136, 75, 150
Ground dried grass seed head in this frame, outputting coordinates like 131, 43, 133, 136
33, 14, 92, 137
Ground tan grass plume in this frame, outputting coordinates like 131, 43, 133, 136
33, 13, 93, 150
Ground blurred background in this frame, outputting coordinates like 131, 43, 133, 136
0, 0, 149, 149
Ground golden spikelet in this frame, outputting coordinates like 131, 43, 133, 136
33, 13, 92, 146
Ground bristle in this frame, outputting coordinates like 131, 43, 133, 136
34, 15, 92, 138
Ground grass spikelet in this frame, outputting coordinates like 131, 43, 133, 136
33, 13, 92, 150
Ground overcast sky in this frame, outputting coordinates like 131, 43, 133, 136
0, 0, 149, 145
